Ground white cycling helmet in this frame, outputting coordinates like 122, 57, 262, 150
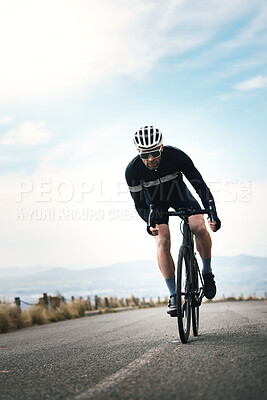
133, 126, 163, 150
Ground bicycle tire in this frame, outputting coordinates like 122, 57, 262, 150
192, 258, 200, 336
177, 245, 191, 343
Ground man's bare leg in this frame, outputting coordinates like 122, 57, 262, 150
153, 224, 175, 278
189, 214, 216, 298
188, 215, 211, 259
152, 223, 177, 314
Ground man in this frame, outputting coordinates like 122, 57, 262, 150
125, 126, 221, 316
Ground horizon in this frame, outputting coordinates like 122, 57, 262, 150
0, 0, 266, 270
1, 254, 266, 302
1, 253, 266, 273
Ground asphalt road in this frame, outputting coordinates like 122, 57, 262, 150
0, 301, 266, 400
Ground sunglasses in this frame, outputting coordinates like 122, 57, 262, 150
139, 149, 161, 160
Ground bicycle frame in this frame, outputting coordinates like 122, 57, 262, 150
182, 218, 204, 302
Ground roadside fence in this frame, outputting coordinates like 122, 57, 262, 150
1, 293, 168, 313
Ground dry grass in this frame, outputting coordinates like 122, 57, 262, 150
0, 297, 89, 334
205, 294, 265, 303
1, 294, 264, 334
0, 305, 31, 333
0, 294, 163, 333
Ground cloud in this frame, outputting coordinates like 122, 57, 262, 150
221, 3, 267, 50
35, 120, 134, 178
0, 116, 13, 125
1, 121, 51, 147
39, 125, 115, 167
0, 0, 265, 103
234, 75, 267, 90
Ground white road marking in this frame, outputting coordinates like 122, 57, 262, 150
74, 346, 162, 399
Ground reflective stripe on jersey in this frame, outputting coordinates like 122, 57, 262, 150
128, 171, 180, 192
128, 184, 143, 192
155, 171, 180, 184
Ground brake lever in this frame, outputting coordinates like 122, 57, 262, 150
148, 204, 156, 229
208, 200, 217, 223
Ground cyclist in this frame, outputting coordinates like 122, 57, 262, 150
125, 126, 221, 316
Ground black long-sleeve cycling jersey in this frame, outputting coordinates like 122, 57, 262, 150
125, 145, 215, 223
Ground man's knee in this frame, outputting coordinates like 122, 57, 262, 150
155, 224, 171, 252
189, 216, 207, 238
193, 223, 207, 238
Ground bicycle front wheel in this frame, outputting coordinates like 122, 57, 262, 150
177, 245, 191, 343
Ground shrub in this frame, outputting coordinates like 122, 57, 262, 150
8, 307, 31, 329
225, 296, 237, 302
30, 307, 49, 325
60, 303, 75, 320
0, 306, 15, 333
71, 300, 87, 317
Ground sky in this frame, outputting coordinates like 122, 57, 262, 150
0, 0, 266, 270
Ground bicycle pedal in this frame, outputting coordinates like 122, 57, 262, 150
167, 310, 177, 317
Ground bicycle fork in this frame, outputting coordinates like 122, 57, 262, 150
194, 260, 205, 306
188, 249, 205, 308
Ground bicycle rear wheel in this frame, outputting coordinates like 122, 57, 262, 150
192, 258, 200, 336
177, 245, 191, 343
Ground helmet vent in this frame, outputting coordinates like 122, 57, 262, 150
133, 126, 163, 150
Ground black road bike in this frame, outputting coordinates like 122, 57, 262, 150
148, 200, 218, 344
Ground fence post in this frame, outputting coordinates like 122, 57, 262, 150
126, 298, 129, 307
43, 293, 49, 306
109, 297, 113, 309
15, 297, 21, 313
87, 297, 92, 311
104, 297, 109, 308
95, 295, 98, 310
114, 297, 118, 308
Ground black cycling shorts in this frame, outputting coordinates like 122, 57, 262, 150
153, 182, 201, 226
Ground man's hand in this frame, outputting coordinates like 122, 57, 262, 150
208, 217, 221, 232
150, 224, 159, 236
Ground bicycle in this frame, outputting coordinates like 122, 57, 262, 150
148, 200, 218, 344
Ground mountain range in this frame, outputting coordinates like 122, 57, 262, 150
0, 255, 266, 304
